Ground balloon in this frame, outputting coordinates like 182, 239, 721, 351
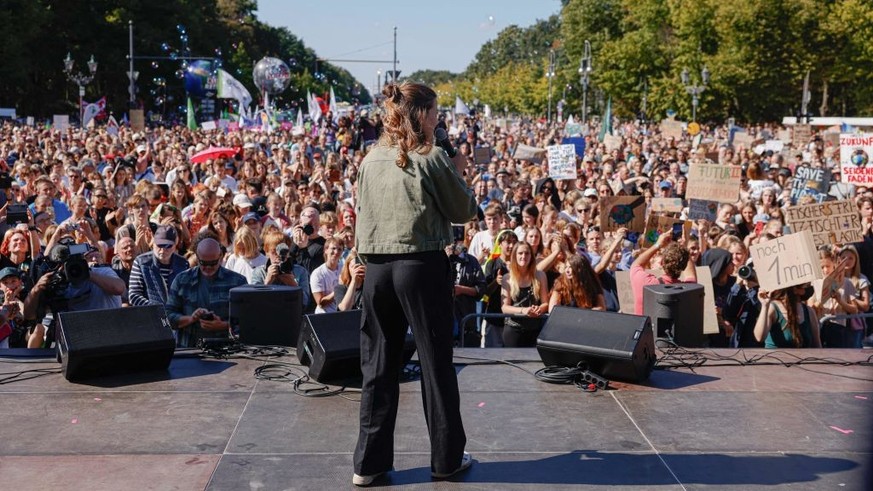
184, 60, 217, 97
253, 57, 291, 95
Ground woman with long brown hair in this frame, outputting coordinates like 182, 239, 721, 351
548, 254, 606, 312
352, 82, 475, 485
755, 284, 822, 348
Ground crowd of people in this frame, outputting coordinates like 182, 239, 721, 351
0, 101, 870, 351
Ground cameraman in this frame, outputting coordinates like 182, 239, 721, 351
251, 229, 310, 308
724, 261, 764, 348
23, 240, 125, 335
446, 242, 485, 346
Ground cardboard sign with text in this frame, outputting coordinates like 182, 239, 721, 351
513, 144, 546, 161
792, 124, 811, 148
660, 119, 683, 140
53, 115, 69, 131
615, 270, 634, 314
474, 146, 492, 165
651, 198, 684, 213
789, 165, 831, 204
749, 229, 822, 292
640, 214, 688, 248
130, 109, 145, 131
603, 134, 623, 153
839, 133, 873, 185
632, 267, 718, 335
685, 163, 742, 203
784, 200, 863, 247
688, 198, 719, 221
600, 196, 647, 233
733, 132, 755, 148
546, 144, 577, 180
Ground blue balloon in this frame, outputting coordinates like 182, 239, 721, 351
184, 60, 217, 98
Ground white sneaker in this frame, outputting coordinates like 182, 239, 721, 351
432, 452, 473, 479
352, 471, 384, 486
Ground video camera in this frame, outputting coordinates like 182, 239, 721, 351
737, 263, 756, 283
275, 243, 296, 275
39, 243, 92, 299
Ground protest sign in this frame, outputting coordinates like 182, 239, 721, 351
792, 124, 811, 148
784, 199, 863, 247
474, 146, 491, 165
688, 199, 719, 221
640, 214, 687, 248
561, 137, 586, 157
813, 270, 840, 305
777, 129, 792, 144
565, 123, 582, 136
603, 134, 622, 152
695, 266, 720, 335
661, 119, 683, 140
130, 109, 145, 131
684, 163, 742, 203
615, 271, 635, 314
600, 196, 647, 233
200, 121, 217, 131
789, 165, 831, 204
513, 144, 546, 161
823, 131, 840, 149
839, 133, 873, 184
546, 144, 577, 180
733, 132, 755, 148
749, 229, 821, 292
651, 198, 684, 213
53, 115, 69, 131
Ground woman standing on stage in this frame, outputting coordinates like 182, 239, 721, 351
352, 82, 476, 486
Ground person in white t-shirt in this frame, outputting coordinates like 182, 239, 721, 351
310, 237, 343, 313
468, 203, 503, 264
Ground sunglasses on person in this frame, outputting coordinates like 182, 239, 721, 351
156, 243, 175, 250
197, 257, 220, 267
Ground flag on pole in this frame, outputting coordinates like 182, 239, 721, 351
308, 90, 323, 122
295, 107, 303, 128
216, 69, 252, 119
82, 97, 107, 128
329, 87, 339, 121
187, 97, 197, 130
599, 97, 612, 142
106, 115, 119, 137
454, 96, 470, 116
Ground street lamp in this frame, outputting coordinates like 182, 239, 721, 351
63, 53, 98, 126
578, 40, 592, 125
681, 66, 709, 122
546, 49, 556, 123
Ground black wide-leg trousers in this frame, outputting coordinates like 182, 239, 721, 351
353, 251, 467, 476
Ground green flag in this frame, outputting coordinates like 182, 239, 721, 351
599, 96, 612, 142
186, 97, 197, 130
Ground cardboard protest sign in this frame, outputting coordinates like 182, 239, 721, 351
789, 166, 831, 204
129, 109, 145, 131
777, 129, 792, 144
733, 132, 755, 148
640, 214, 687, 248
603, 134, 623, 153
839, 133, 873, 184
651, 198, 684, 213
200, 121, 217, 131
684, 163, 742, 203
688, 199, 719, 221
53, 115, 69, 131
546, 144, 577, 180
784, 199, 863, 247
660, 119, 683, 140
695, 266, 720, 335
474, 146, 491, 165
748, 229, 822, 292
600, 196, 647, 233
792, 124, 811, 148
615, 270, 634, 314
813, 270, 839, 305
513, 144, 546, 161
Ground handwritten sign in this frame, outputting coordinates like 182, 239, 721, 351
661, 120, 683, 140
839, 133, 873, 184
615, 271, 634, 314
546, 144, 577, 180
789, 165, 831, 204
603, 134, 623, 153
688, 199, 719, 221
474, 146, 491, 165
600, 196, 647, 233
784, 200, 864, 247
749, 229, 822, 292
53, 115, 69, 131
695, 266, 720, 335
733, 132, 755, 148
685, 163, 742, 203
651, 198, 684, 213
792, 124, 811, 148
513, 144, 546, 161
640, 214, 687, 248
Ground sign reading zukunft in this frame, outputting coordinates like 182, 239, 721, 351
749, 229, 822, 292
684, 164, 742, 203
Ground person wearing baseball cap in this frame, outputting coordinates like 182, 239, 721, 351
0, 267, 38, 348
128, 225, 189, 309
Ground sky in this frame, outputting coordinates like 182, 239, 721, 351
256, 0, 561, 96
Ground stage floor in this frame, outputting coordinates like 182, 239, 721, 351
0, 347, 870, 490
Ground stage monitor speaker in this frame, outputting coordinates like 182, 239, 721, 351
57, 305, 176, 382
536, 306, 656, 383
230, 285, 303, 347
298, 310, 415, 383
642, 283, 705, 348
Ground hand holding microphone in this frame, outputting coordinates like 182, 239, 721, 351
435, 128, 468, 176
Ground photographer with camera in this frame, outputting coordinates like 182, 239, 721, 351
250, 229, 310, 304
128, 225, 189, 308
725, 260, 764, 348
23, 239, 125, 343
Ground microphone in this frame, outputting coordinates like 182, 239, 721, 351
434, 128, 457, 158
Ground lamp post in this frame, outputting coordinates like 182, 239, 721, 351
578, 40, 592, 125
546, 49, 556, 123
63, 53, 98, 125
681, 66, 709, 122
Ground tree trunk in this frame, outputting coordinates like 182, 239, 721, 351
819, 79, 829, 117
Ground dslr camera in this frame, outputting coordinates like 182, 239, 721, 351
737, 263, 756, 282
275, 243, 296, 275
42, 243, 92, 298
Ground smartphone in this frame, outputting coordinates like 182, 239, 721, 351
6, 203, 28, 225
200, 312, 214, 321
671, 223, 683, 241
302, 224, 314, 236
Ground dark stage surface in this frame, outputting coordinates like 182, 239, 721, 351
0, 347, 870, 490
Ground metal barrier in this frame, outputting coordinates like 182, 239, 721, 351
458, 312, 549, 348
818, 312, 873, 324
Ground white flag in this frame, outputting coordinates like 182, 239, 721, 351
308, 91, 322, 122
217, 69, 252, 119
106, 115, 119, 137
329, 87, 339, 121
454, 96, 470, 116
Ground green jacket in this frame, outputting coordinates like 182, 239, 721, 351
355, 144, 476, 255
